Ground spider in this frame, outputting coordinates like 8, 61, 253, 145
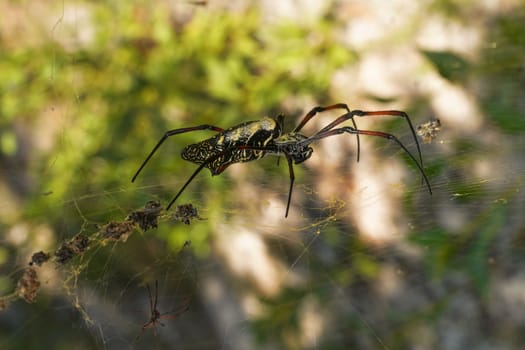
132, 103, 432, 217
417, 119, 442, 144
139, 280, 189, 337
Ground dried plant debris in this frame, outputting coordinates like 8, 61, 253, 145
54, 244, 75, 265
17, 267, 41, 303
101, 221, 134, 243
69, 234, 90, 253
54, 234, 90, 265
173, 203, 202, 225
417, 119, 441, 144
29, 251, 50, 267
127, 200, 162, 231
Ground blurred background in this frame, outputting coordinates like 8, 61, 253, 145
1, 0, 525, 349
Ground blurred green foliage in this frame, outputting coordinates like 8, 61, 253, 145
479, 10, 525, 133
421, 50, 471, 83
422, 6, 525, 133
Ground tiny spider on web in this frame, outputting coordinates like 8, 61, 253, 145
136, 280, 189, 339
417, 119, 441, 144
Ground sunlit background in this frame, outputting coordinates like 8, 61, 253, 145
1, 0, 525, 349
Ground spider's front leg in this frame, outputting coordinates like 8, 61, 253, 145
293, 104, 361, 161
316, 109, 424, 170
307, 126, 432, 195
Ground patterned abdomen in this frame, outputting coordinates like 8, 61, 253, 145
181, 117, 281, 175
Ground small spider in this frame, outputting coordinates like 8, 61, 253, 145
132, 103, 432, 217
139, 280, 189, 337
417, 119, 441, 144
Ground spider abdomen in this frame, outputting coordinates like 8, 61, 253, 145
181, 117, 281, 175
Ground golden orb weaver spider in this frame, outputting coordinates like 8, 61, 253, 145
132, 103, 432, 217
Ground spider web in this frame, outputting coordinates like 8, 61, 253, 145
2, 1, 525, 350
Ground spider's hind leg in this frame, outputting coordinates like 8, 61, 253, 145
132, 124, 224, 183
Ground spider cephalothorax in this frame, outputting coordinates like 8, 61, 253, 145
273, 132, 313, 164
132, 103, 432, 217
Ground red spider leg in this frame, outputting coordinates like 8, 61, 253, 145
154, 299, 190, 322
316, 110, 424, 171
293, 104, 361, 161
132, 125, 224, 183
304, 126, 432, 194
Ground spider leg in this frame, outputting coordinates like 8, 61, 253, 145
315, 110, 424, 171
161, 298, 191, 318
132, 125, 224, 183
166, 157, 216, 210
165, 147, 243, 210
307, 126, 432, 195
275, 114, 285, 167
146, 282, 154, 316
283, 154, 295, 218
234, 145, 295, 217
166, 144, 296, 215
166, 144, 274, 210
293, 104, 351, 132
233, 145, 295, 217
153, 280, 159, 313
293, 104, 361, 162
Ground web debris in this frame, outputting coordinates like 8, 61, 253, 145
0, 200, 198, 311
172, 203, 204, 225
